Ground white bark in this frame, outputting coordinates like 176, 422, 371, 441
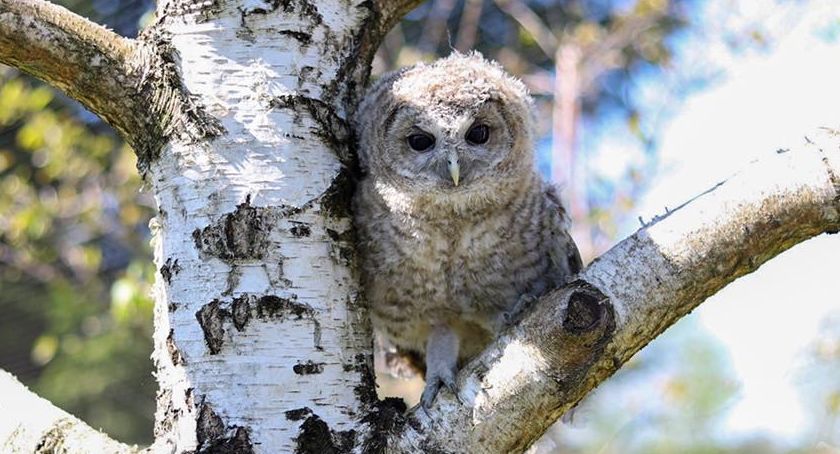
393, 131, 840, 452
0, 371, 136, 453
145, 1, 373, 452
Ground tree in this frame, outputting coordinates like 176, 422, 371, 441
0, 0, 838, 452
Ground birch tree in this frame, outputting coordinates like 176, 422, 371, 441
1, 0, 839, 453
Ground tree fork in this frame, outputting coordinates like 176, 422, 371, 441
393, 132, 840, 452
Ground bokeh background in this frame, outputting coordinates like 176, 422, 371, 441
0, 0, 837, 451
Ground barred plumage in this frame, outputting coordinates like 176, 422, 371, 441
353, 52, 581, 407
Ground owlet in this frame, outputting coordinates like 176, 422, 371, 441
353, 52, 581, 407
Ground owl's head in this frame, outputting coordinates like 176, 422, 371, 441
355, 52, 535, 196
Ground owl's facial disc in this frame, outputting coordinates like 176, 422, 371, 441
379, 93, 526, 193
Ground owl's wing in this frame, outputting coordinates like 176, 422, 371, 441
545, 186, 583, 281
560, 227, 583, 277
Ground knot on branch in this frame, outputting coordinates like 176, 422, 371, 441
529, 280, 616, 367
563, 283, 609, 334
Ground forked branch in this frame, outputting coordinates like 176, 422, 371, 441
392, 130, 840, 453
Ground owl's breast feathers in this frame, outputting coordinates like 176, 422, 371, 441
354, 175, 580, 357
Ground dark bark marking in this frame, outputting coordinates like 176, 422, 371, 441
186, 387, 195, 409
321, 170, 357, 219
34, 418, 74, 453
240, 0, 280, 15
325, 224, 356, 263
223, 264, 243, 296
231, 296, 252, 331
199, 294, 322, 349
563, 285, 609, 334
237, 2, 315, 44
154, 389, 177, 439
290, 222, 312, 237
134, 27, 225, 176
298, 65, 319, 88
279, 30, 313, 45
359, 398, 408, 454
544, 280, 618, 393
160, 257, 182, 285
196, 403, 225, 447
279, 0, 323, 26
293, 360, 325, 375
324, 0, 397, 112
285, 407, 313, 421
255, 294, 315, 319
161, 0, 223, 23
269, 94, 353, 166
196, 299, 229, 354
196, 401, 254, 454
192, 195, 274, 261
167, 329, 186, 365
294, 414, 356, 454
350, 353, 378, 406
200, 427, 252, 454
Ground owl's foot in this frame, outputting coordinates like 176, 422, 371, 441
421, 324, 461, 408
498, 294, 538, 329
420, 365, 458, 408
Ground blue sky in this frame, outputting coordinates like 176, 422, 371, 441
601, 0, 840, 446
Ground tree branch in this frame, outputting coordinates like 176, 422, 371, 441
393, 130, 840, 452
0, 370, 137, 453
0, 0, 151, 151
374, 0, 427, 34
493, 0, 558, 58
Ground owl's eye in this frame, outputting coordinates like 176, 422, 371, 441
407, 133, 435, 152
466, 124, 490, 145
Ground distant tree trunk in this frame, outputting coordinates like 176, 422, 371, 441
1, 1, 839, 453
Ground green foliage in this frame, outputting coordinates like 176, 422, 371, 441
0, 68, 155, 445
796, 312, 840, 446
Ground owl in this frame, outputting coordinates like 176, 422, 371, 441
353, 52, 582, 408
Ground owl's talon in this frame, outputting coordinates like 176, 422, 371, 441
420, 368, 459, 408
420, 381, 441, 409
498, 294, 538, 329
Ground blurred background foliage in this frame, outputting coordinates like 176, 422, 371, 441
0, 0, 837, 451
0, 0, 156, 445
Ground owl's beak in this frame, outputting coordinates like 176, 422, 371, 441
448, 154, 460, 186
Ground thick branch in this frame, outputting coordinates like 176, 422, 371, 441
0, 0, 150, 148
393, 132, 840, 452
374, 0, 426, 34
0, 370, 137, 453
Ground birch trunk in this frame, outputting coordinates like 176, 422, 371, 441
144, 1, 403, 451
